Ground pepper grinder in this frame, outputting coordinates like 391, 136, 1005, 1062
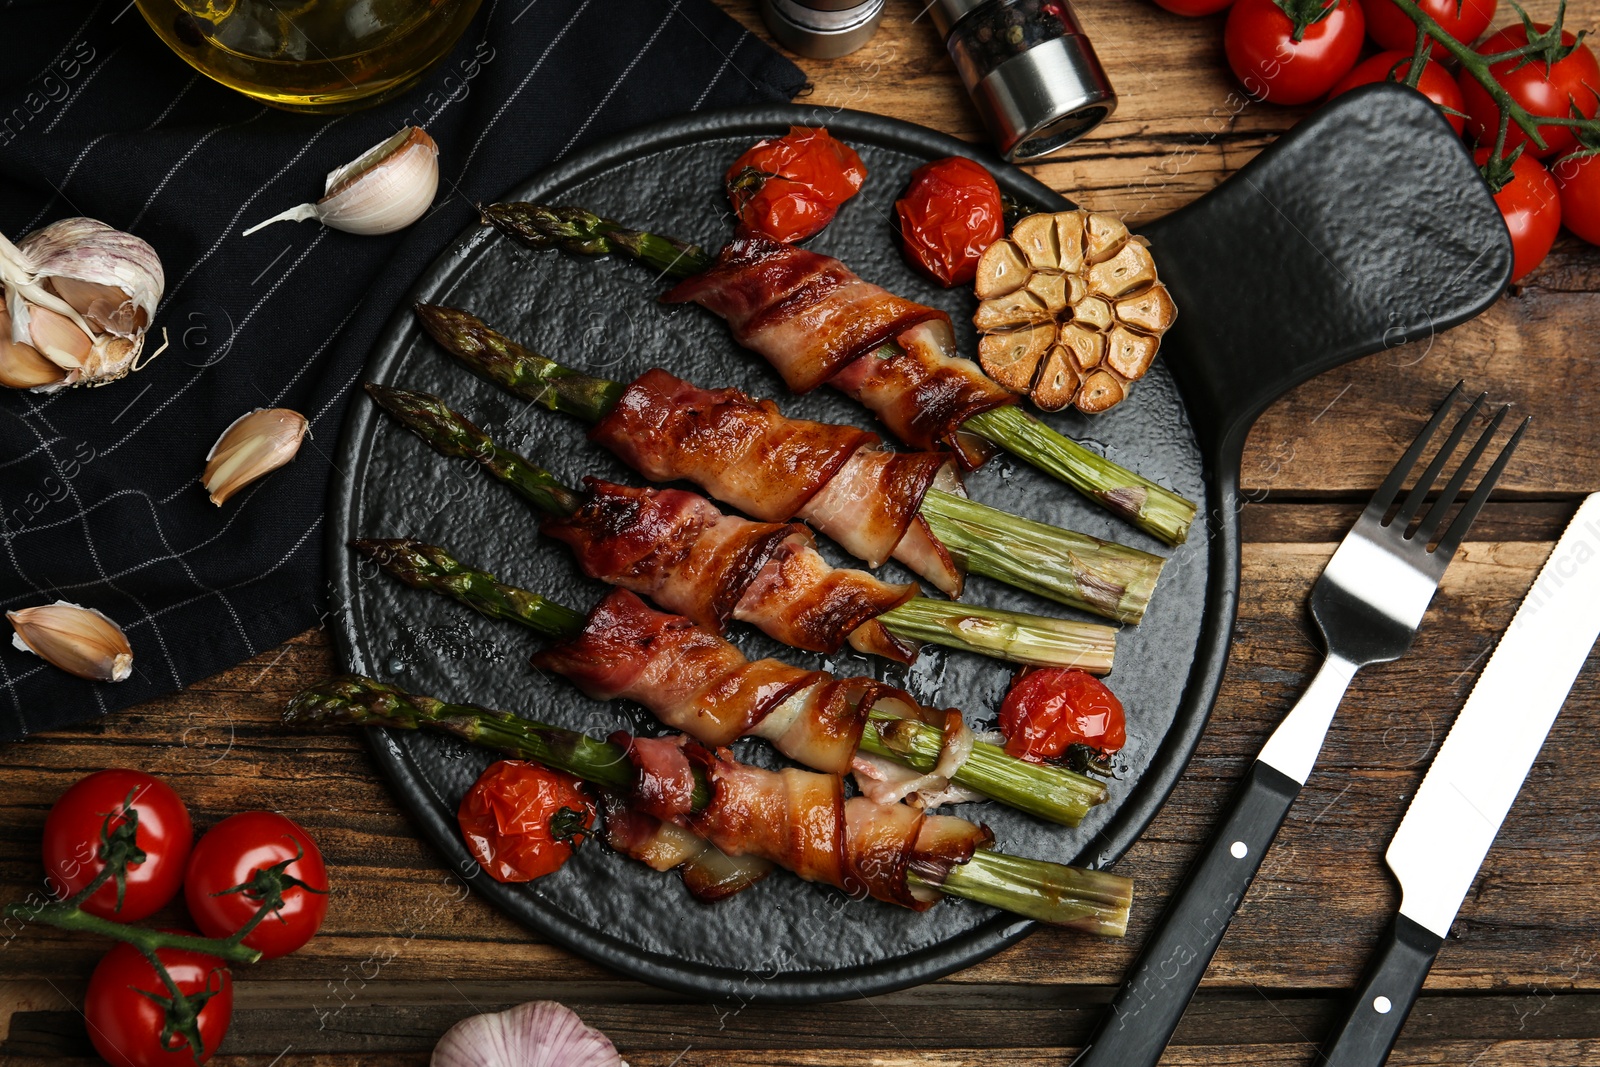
928, 0, 1116, 161
758, 0, 886, 59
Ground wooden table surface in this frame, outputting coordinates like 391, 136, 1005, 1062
5, 2, 1600, 1064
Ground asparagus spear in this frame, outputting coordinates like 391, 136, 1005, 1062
367, 383, 1117, 669
351, 537, 1111, 827
482, 202, 1198, 545
285, 674, 1133, 935
410, 304, 1166, 624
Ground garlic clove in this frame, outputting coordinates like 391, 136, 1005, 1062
0, 308, 66, 389
244, 127, 440, 238
8, 601, 133, 682
48, 275, 146, 334
26, 303, 94, 370
203, 408, 309, 505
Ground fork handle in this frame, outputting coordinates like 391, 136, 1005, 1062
1070, 760, 1300, 1067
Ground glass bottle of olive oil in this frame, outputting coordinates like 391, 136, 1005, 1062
136, 0, 484, 112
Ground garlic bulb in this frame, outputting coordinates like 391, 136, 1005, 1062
203, 408, 309, 506
8, 601, 133, 683
244, 127, 440, 237
430, 1001, 625, 1067
0, 217, 164, 391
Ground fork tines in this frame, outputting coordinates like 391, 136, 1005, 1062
1366, 382, 1530, 567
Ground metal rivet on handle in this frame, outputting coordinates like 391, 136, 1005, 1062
1373, 996, 1393, 1014
1229, 841, 1248, 859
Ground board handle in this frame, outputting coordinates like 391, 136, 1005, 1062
1143, 84, 1510, 466
1070, 760, 1300, 1067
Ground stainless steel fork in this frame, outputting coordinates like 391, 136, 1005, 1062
1071, 384, 1529, 1067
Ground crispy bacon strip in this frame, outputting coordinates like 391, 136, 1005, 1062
663, 236, 1014, 467
662, 234, 946, 392
589, 369, 964, 594
601, 793, 772, 903
533, 590, 945, 776
541, 479, 920, 661
616, 734, 992, 909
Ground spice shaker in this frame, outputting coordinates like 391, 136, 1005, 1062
759, 0, 886, 59
928, 0, 1116, 161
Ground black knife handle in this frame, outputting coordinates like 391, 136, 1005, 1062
1071, 761, 1301, 1067
1316, 914, 1445, 1067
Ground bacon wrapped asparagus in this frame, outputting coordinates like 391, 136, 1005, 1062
285, 675, 1134, 933
366, 383, 1117, 669
411, 305, 1165, 625
352, 538, 1112, 827
483, 202, 1198, 545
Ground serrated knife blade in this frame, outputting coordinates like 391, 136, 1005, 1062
1388, 492, 1600, 938
1317, 492, 1600, 1067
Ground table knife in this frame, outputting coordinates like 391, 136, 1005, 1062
1318, 491, 1600, 1067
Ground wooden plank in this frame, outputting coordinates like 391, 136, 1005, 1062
4, 542, 1593, 1000
5, 985, 1600, 1060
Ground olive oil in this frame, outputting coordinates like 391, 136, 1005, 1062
136, 0, 483, 112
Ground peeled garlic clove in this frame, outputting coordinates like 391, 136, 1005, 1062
204, 408, 309, 505
0, 308, 66, 389
8, 601, 133, 682
244, 127, 439, 237
1, 217, 165, 390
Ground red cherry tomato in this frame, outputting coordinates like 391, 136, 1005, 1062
725, 126, 867, 244
459, 761, 596, 882
1362, 0, 1497, 59
1553, 152, 1600, 246
1329, 51, 1466, 134
183, 811, 329, 960
999, 668, 1127, 763
1476, 146, 1561, 282
894, 156, 1005, 287
1153, 0, 1235, 15
1226, 0, 1366, 105
42, 769, 192, 922
1460, 24, 1600, 159
85, 939, 232, 1067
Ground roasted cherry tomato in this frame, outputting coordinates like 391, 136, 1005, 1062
895, 156, 1005, 287
1329, 51, 1466, 134
1362, 0, 1496, 59
1153, 0, 1235, 15
42, 769, 192, 922
725, 126, 867, 243
85, 939, 232, 1067
999, 668, 1127, 763
1477, 146, 1561, 283
1460, 24, 1600, 159
183, 811, 329, 960
1553, 151, 1600, 246
459, 761, 596, 882
1226, 0, 1365, 105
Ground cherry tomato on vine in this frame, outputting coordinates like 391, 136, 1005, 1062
42, 769, 192, 922
1362, 0, 1497, 60
895, 156, 1005, 287
459, 761, 596, 883
1553, 152, 1600, 246
183, 811, 329, 959
1329, 51, 1466, 134
1459, 23, 1600, 160
85, 939, 232, 1067
1476, 146, 1561, 282
1225, 0, 1366, 106
725, 126, 867, 243
999, 669, 1127, 763
1153, 0, 1235, 15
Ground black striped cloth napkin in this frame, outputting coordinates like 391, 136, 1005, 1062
0, 0, 804, 740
